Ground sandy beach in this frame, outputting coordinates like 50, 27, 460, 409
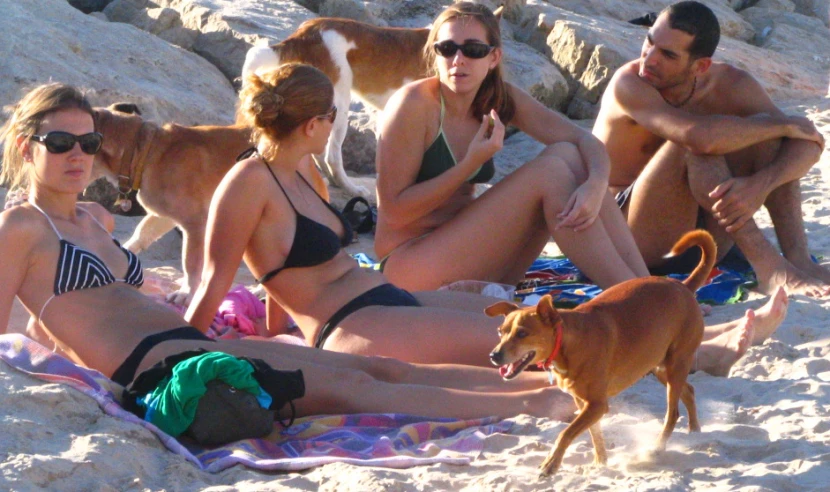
0, 95, 827, 491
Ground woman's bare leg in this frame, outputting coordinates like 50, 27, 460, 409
323, 305, 509, 367
139, 339, 574, 420
382, 143, 648, 291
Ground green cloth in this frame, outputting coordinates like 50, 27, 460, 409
142, 352, 262, 437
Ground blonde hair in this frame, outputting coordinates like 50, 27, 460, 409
424, 2, 515, 123
1, 83, 94, 191
237, 63, 334, 160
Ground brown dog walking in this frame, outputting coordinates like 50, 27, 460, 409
487, 230, 715, 476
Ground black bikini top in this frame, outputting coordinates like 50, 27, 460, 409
251, 151, 353, 284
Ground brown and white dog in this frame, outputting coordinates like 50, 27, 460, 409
92, 104, 326, 304
241, 9, 502, 198
486, 230, 714, 476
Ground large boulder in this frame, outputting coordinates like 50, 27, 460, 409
789, 0, 830, 26
118, 0, 317, 81
545, 0, 756, 41
0, 0, 236, 125
104, 3, 198, 50
741, 7, 830, 70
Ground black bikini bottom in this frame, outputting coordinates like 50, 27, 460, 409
313, 284, 421, 349
111, 326, 213, 387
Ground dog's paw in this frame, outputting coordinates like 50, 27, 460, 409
165, 288, 193, 307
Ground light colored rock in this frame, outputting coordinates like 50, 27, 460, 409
318, 0, 387, 25
545, 15, 643, 118
741, 7, 830, 69
545, 0, 756, 41
754, 0, 796, 11
147, 0, 317, 80
790, 0, 830, 26
0, 0, 236, 126
492, 131, 546, 183
105, 3, 198, 50
341, 101, 379, 175
717, 35, 828, 100
503, 38, 570, 111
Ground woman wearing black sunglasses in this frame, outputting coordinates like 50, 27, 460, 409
374, 2, 652, 291
0, 81, 591, 421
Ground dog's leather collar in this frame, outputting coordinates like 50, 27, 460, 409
115, 122, 154, 211
538, 320, 563, 371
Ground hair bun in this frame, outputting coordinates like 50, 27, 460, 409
252, 91, 284, 121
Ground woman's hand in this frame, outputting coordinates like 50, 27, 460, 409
556, 179, 606, 232
463, 110, 504, 171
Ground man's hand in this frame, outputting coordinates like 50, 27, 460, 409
786, 115, 825, 148
709, 175, 768, 233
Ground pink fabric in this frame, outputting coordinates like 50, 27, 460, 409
216, 285, 267, 337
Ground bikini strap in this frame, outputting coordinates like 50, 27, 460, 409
296, 171, 327, 203
28, 202, 63, 240
83, 207, 113, 236
438, 89, 446, 132
262, 158, 298, 212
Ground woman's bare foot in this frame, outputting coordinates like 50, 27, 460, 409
750, 286, 788, 345
758, 261, 830, 298
695, 310, 755, 377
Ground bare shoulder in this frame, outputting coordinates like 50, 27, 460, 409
706, 62, 775, 113
385, 78, 437, 117
0, 205, 47, 247
223, 156, 272, 189
708, 62, 755, 86
608, 61, 654, 106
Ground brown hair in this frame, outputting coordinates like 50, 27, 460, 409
424, 2, 515, 123
0, 83, 94, 190
237, 63, 334, 160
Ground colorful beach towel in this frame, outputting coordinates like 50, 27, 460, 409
352, 252, 755, 307
516, 255, 755, 307
0, 333, 510, 473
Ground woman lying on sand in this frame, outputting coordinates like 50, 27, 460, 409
185, 63, 786, 377
0, 81, 586, 421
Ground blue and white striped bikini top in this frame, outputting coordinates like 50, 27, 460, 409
31, 202, 144, 320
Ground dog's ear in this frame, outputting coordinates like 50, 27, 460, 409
108, 102, 142, 116
484, 301, 519, 317
536, 295, 561, 326
493, 5, 503, 22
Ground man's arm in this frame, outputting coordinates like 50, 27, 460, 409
615, 67, 823, 155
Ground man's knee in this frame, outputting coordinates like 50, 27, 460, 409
726, 138, 782, 175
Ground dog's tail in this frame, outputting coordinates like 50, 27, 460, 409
672, 229, 717, 292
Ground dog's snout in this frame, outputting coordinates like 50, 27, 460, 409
489, 350, 503, 365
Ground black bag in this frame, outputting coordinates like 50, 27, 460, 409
185, 380, 274, 445
341, 196, 376, 235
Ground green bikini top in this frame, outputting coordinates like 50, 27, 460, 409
415, 93, 495, 184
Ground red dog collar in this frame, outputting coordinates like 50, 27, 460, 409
538, 320, 563, 370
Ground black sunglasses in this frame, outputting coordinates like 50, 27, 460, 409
317, 106, 337, 124
30, 131, 104, 155
433, 40, 494, 59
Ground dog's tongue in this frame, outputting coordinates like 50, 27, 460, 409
498, 364, 512, 379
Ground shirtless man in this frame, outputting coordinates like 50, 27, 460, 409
593, 1, 828, 297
